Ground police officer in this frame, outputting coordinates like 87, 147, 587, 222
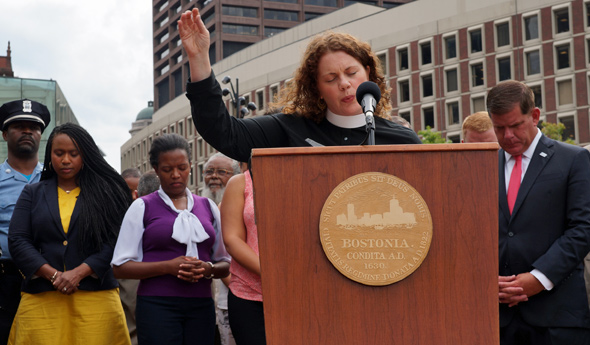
0, 99, 50, 343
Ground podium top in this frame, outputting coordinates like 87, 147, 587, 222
252, 143, 499, 157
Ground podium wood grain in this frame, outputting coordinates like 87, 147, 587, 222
251, 143, 499, 345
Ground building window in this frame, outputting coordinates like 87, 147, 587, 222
173, 69, 183, 98
554, 7, 570, 34
222, 5, 258, 18
524, 14, 539, 41
197, 138, 204, 158
587, 2, 590, 27
420, 41, 432, 65
398, 47, 409, 71
179, 121, 184, 137
526, 50, 541, 76
159, 1, 169, 12
304, 0, 337, 6
498, 56, 511, 81
446, 68, 458, 93
559, 115, 576, 141
264, 9, 298, 21
377, 52, 388, 77
423, 106, 435, 129
222, 24, 258, 36
264, 27, 285, 37
470, 29, 483, 53
223, 41, 252, 59
187, 118, 193, 136
555, 43, 571, 70
344, 0, 377, 5
399, 79, 410, 103
159, 32, 169, 44
268, 0, 298, 3
447, 101, 460, 126
197, 163, 204, 184
160, 48, 169, 60
399, 111, 411, 126
472, 96, 486, 113
471, 63, 484, 87
160, 64, 170, 75
530, 84, 543, 109
202, 10, 215, 25
496, 22, 510, 47
159, 16, 169, 28
422, 74, 433, 98
270, 85, 279, 103
557, 79, 573, 106
448, 134, 460, 143
209, 42, 216, 65
256, 90, 264, 111
305, 12, 321, 21
444, 35, 457, 59
157, 79, 169, 108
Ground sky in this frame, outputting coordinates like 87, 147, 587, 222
0, 0, 154, 172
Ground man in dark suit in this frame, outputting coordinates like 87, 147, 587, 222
488, 80, 590, 344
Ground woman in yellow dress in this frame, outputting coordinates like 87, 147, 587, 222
8, 123, 132, 344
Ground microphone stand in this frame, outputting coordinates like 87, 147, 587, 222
365, 111, 375, 145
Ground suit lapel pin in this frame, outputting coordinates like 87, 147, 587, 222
539, 152, 547, 157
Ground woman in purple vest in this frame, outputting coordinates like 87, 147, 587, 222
112, 134, 230, 345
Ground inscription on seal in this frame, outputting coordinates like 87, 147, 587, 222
319, 172, 433, 286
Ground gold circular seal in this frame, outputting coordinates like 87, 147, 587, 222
319, 172, 433, 286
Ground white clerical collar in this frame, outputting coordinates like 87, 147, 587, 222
326, 109, 366, 128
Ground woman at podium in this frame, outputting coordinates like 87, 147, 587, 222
178, 9, 421, 163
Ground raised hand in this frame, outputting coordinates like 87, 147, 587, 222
178, 8, 212, 82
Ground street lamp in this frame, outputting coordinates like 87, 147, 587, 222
221, 75, 257, 118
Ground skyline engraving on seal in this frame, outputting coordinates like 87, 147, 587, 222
320, 172, 433, 286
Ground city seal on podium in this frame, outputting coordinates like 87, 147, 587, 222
319, 172, 433, 286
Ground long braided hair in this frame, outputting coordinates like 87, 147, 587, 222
41, 123, 132, 255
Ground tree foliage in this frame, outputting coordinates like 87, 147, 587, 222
540, 122, 576, 145
417, 126, 452, 144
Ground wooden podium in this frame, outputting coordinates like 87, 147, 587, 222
251, 143, 499, 345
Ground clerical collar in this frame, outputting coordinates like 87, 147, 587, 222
326, 109, 366, 128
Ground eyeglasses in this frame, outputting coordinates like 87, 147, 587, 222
204, 168, 234, 177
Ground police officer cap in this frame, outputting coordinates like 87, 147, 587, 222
0, 99, 51, 132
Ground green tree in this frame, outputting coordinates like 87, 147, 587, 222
540, 122, 576, 145
417, 126, 452, 144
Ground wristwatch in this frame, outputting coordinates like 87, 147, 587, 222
205, 261, 215, 279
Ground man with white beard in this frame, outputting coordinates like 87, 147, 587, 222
202, 153, 240, 205
202, 153, 239, 345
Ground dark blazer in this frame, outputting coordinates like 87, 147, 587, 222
498, 134, 590, 328
8, 177, 118, 294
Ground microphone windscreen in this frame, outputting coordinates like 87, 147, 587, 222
356, 81, 381, 105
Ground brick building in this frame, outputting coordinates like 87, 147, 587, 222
123, 0, 590, 193
0, 42, 14, 78
152, 0, 414, 110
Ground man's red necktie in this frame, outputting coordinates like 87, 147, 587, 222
507, 155, 522, 214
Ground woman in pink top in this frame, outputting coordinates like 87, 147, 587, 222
221, 170, 265, 345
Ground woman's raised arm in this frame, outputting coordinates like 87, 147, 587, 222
178, 8, 212, 82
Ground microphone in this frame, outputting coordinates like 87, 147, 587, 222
356, 81, 381, 117
356, 81, 381, 145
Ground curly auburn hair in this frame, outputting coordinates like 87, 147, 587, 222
270, 31, 391, 123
